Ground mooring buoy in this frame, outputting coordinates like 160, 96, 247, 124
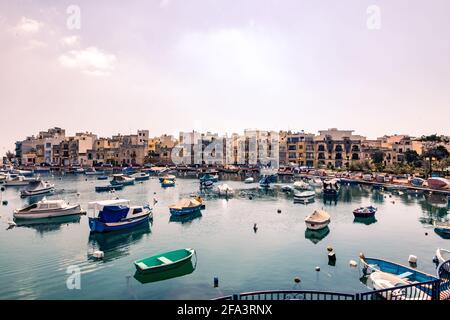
294, 277, 301, 284
315, 266, 320, 272
214, 276, 219, 287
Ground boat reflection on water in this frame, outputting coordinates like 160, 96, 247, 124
425, 193, 448, 209
353, 216, 378, 226
133, 259, 196, 284
169, 211, 202, 224
323, 194, 338, 205
304, 226, 330, 244
15, 215, 81, 235
88, 223, 151, 262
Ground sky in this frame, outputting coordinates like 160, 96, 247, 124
1, 0, 449, 154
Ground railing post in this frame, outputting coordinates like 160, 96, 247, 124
432, 279, 441, 300
354, 293, 360, 300
232, 294, 240, 301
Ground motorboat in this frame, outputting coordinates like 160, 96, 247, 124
95, 184, 124, 192
294, 180, 310, 190
217, 184, 234, 196
199, 173, 218, 183
323, 179, 339, 196
132, 172, 150, 181
161, 179, 175, 188
3, 174, 38, 187
111, 174, 135, 186
134, 248, 196, 274
85, 168, 105, 176
353, 205, 377, 218
169, 198, 203, 216
244, 177, 254, 184
88, 199, 152, 233
410, 177, 425, 187
435, 248, 450, 265
159, 174, 176, 182
14, 198, 85, 219
305, 209, 330, 230
10, 169, 34, 177
294, 191, 315, 203
426, 177, 449, 190
20, 180, 55, 197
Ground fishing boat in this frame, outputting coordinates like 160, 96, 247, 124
161, 179, 175, 188
111, 174, 135, 186
294, 180, 310, 190
20, 181, 55, 197
169, 198, 203, 216
85, 168, 105, 176
434, 221, 450, 239
244, 177, 254, 184
435, 248, 450, 265
3, 174, 38, 187
294, 191, 315, 203
410, 177, 425, 187
427, 177, 449, 190
88, 199, 152, 233
353, 205, 377, 218
132, 172, 150, 181
134, 248, 196, 273
122, 166, 136, 175
305, 209, 331, 230
217, 184, 234, 196
13, 198, 85, 220
95, 184, 124, 192
323, 179, 339, 196
159, 174, 176, 182
360, 255, 438, 300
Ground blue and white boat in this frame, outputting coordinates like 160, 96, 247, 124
88, 199, 152, 233
259, 176, 272, 188
132, 172, 150, 181
111, 174, 135, 186
169, 198, 202, 216
159, 174, 176, 183
410, 177, 425, 187
434, 221, 450, 239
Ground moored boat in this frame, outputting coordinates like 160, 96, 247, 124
200, 180, 214, 189
217, 183, 234, 196
161, 179, 175, 188
85, 168, 105, 176
294, 190, 315, 203
244, 177, 254, 184
169, 198, 203, 216
95, 184, 124, 192
20, 180, 55, 197
159, 174, 176, 182
427, 177, 449, 190
435, 248, 450, 265
323, 179, 339, 196
410, 177, 425, 187
293, 180, 310, 190
199, 173, 218, 183
132, 172, 150, 181
305, 209, 331, 230
434, 221, 450, 239
353, 205, 377, 218
134, 248, 196, 273
14, 198, 85, 220
88, 199, 152, 233
3, 174, 38, 187
97, 175, 108, 180
111, 174, 135, 186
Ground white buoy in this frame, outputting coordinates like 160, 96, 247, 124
349, 260, 358, 267
408, 255, 417, 264
93, 250, 104, 259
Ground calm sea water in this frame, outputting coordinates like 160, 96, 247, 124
0, 173, 448, 300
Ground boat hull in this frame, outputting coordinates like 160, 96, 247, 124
169, 205, 202, 216
20, 187, 55, 197
95, 184, 124, 192
14, 205, 84, 220
305, 219, 330, 230
134, 248, 195, 274
88, 214, 150, 233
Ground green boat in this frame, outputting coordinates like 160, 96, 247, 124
134, 248, 196, 273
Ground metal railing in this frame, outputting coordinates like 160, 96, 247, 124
358, 279, 440, 301
214, 290, 355, 301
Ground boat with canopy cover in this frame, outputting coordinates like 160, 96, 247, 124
305, 209, 330, 230
88, 199, 152, 233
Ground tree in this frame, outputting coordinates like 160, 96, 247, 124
404, 150, 421, 167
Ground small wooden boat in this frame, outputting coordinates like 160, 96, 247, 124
13, 198, 85, 220
353, 205, 377, 218
88, 199, 152, 233
435, 248, 450, 265
169, 198, 202, 216
111, 174, 135, 186
305, 209, 330, 230
134, 260, 195, 283
427, 177, 449, 190
134, 248, 196, 273
95, 184, 124, 192
20, 181, 55, 197
161, 179, 175, 188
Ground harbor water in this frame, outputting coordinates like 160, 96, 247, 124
0, 174, 448, 299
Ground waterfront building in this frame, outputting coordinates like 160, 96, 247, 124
313, 128, 365, 169
285, 131, 315, 167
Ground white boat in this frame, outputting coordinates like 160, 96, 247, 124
294, 191, 315, 203
293, 180, 310, 190
217, 184, 234, 196
365, 271, 428, 300
20, 180, 55, 197
111, 174, 135, 186
14, 198, 85, 220
305, 209, 330, 230
309, 177, 323, 187
3, 174, 38, 187
244, 177, 254, 184
435, 248, 450, 264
